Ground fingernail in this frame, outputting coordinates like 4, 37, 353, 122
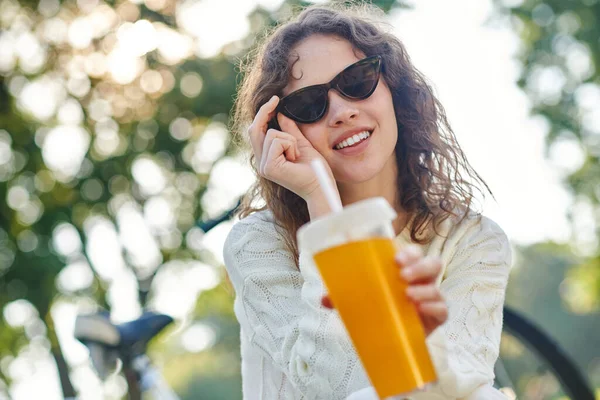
396, 253, 407, 264
405, 245, 420, 256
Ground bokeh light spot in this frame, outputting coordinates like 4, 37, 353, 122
42, 125, 91, 181
131, 157, 166, 195
17, 230, 39, 252
180, 72, 203, 98
7, 186, 29, 210
3, 300, 38, 328
180, 322, 216, 353
169, 117, 193, 141
140, 69, 163, 94
81, 178, 104, 201
52, 223, 83, 258
56, 260, 94, 293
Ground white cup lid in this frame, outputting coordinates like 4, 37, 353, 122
297, 197, 397, 255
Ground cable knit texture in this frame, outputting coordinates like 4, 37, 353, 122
223, 209, 512, 400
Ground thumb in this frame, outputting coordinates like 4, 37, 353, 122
277, 112, 305, 141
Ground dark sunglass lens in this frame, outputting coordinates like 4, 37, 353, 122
283, 87, 327, 122
337, 59, 380, 99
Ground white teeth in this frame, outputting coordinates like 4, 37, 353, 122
334, 131, 371, 150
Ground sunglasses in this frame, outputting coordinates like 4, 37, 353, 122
275, 55, 382, 124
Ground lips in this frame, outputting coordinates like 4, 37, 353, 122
334, 130, 371, 150
332, 129, 373, 155
332, 127, 374, 149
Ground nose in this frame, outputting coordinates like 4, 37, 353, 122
326, 90, 359, 127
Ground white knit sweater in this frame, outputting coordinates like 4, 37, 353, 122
223, 209, 512, 400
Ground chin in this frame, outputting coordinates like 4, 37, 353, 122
333, 164, 383, 184
331, 144, 397, 185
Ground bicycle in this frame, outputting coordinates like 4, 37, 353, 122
494, 307, 595, 399
72, 311, 177, 400
64, 202, 595, 400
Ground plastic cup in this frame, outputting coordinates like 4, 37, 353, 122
297, 197, 437, 399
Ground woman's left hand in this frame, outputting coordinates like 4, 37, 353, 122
395, 245, 448, 336
321, 245, 448, 337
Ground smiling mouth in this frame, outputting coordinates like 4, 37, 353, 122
333, 130, 372, 150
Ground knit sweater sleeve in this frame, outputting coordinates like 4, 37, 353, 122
415, 215, 512, 399
223, 212, 368, 399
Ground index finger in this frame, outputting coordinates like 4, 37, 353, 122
395, 245, 422, 267
402, 256, 442, 283
277, 112, 305, 141
248, 96, 280, 158
250, 96, 279, 136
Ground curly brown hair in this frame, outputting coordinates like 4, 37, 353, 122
231, 2, 492, 264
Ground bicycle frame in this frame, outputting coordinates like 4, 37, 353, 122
133, 355, 179, 400
65, 351, 180, 400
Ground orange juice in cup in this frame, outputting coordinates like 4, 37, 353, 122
297, 198, 437, 399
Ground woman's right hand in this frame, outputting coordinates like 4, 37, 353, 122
248, 95, 334, 201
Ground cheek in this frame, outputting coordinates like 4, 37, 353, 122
372, 89, 398, 145
367, 84, 394, 120
380, 89, 396, 116
299, 125, 328, 150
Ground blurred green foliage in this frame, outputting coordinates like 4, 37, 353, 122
496, 0, 600, 310
505, 242, 600, 389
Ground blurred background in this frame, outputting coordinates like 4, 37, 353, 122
0, 0, 599, 398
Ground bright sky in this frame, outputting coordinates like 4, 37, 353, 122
390, 0, 573, 246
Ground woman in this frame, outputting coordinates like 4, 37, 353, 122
223, 3, 511, 399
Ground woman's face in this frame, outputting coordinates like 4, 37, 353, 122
282, 34, 398, 184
